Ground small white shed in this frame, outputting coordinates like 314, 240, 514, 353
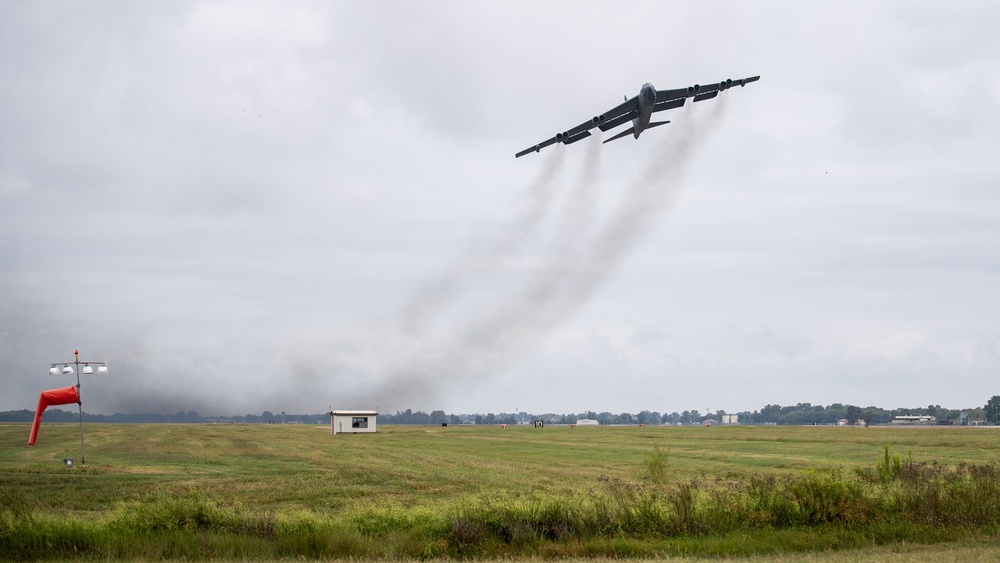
330, 410, 378, 435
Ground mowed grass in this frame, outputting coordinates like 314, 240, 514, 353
4, 423, 998, 512
2, 422, 1000, 560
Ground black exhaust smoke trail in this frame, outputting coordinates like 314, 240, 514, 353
550, 129, 603, 252
328, 99, 731, 409
559, 94, 732, 310
335, 140, 603, 409
447, 98, 733, 359
397, 147, 567, 334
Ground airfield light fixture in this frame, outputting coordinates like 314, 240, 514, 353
47, 349, 109, 465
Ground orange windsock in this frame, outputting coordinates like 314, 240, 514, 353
28, 386, 80, 446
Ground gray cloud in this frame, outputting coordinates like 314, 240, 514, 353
2, 2, 998, 416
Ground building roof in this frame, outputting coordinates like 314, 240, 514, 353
329, 410, 378, 416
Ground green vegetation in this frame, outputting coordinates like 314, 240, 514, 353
986, 395, 1000, 425
2, 423, 999, 560
3, 396, 994, 426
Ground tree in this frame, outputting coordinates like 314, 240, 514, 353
845, 405, 862, 424
760, 404, 782, 424
637, 411, 660, 425
861, 407, 877, 426
986, 395, 1000, 425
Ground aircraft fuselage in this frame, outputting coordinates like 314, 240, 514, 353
634, 83, 656, 138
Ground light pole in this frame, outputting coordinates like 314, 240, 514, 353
48, 349, 108, 465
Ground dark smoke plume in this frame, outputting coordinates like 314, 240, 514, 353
310, 98, 731, 410
397, 147, 567, 334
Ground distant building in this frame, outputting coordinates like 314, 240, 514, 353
891, 415, 934, 424
837, 419, 849, 426
329, 410, 378, 434
722, 414, 739, 425
576, 419, 599, 426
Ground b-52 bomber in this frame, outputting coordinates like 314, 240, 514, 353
515, 75, 760, 158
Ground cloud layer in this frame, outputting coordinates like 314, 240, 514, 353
2, 2, 998, 415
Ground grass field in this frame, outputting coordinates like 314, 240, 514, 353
2, 422, 1000, 560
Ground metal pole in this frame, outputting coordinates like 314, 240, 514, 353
75, 350, 85, 465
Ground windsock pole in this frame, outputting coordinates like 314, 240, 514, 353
75, 350, 85, 464
40, 349, 109, 465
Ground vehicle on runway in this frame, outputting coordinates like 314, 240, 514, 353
515, 75, 760, 158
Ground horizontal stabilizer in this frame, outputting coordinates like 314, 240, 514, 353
693, 91, 719, 103
647, 120, 670, 129
602, 127, 635, 144
562, 130, 591, 145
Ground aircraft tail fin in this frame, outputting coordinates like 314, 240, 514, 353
602, 127, 635, 144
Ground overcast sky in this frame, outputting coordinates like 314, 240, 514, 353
2, 1, 998, 416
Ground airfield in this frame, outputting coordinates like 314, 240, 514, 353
3, 422, 1000, 560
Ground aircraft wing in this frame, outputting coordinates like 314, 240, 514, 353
515, 95, 640, 158
653, 75, 760, 112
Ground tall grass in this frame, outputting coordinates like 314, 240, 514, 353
444, 451, 1000, 556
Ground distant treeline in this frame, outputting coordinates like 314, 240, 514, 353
2, 398, 997, 425
382, 401, 998, 426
